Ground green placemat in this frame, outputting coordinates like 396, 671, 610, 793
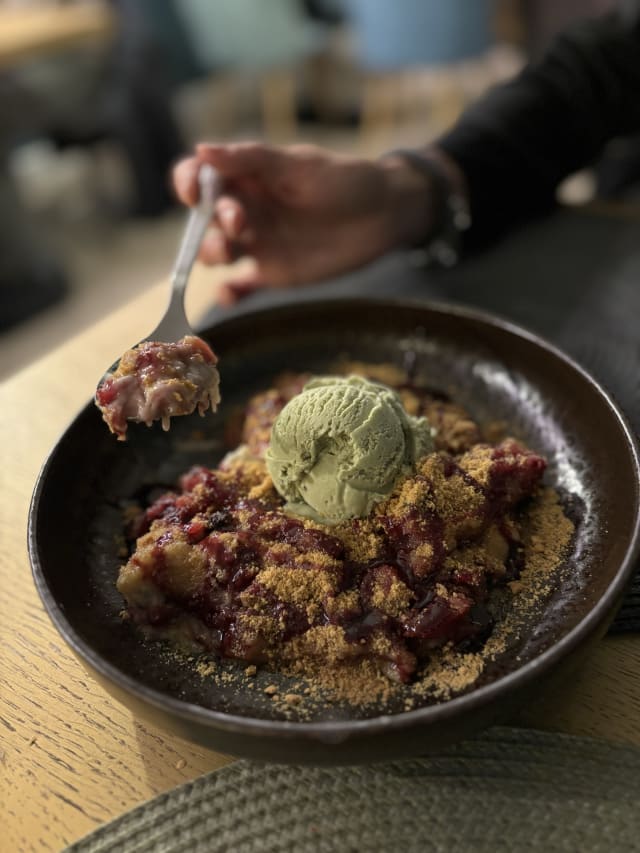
66, 727, 640, 853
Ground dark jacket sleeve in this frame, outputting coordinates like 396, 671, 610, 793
437, 9, 640, 245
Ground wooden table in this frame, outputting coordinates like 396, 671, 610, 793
2, 269, 640, 851
0, 2, 115, 69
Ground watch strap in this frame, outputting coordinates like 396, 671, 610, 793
383, 148, 471, 267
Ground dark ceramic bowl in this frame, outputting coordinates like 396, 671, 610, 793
29, 298, 640, 764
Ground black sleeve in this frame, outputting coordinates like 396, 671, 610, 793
437, 8, 640, 246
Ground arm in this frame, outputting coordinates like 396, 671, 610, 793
436, 9, 640, 244
172, 9, 640, 300
172, 142, 435, 302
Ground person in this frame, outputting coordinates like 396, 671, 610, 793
172, 6, 640, 306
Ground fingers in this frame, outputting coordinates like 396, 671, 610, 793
215, 196, 247, 240
172, 141, 279, 207
172, 156, 200, 206
198, 227, 232, 265
196, 141, 286, 179
175, 139, 313, 207
198, 198, 253, 265
174, 151, 252, 253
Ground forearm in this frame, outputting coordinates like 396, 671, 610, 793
436, 10, 640, 245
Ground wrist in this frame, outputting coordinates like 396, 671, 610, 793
380, 155, 440, 249
380, 146, 471, 265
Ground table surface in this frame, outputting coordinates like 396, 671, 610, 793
2, 266, 640, 852
0, 2, 114, 68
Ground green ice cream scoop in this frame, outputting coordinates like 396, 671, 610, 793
265, 375, 434, 524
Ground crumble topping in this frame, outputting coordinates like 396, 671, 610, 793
117, 362, 575, 708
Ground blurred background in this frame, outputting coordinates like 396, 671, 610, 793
0, 0, 622, 379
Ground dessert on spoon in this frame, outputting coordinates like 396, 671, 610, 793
96, 165, 221, 440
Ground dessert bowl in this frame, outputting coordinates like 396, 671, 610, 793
29, 298, 640, 763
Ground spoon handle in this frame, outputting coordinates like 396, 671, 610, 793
152, 164, 221, 341
172, 164, 221, 294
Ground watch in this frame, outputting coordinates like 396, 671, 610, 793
382, 148, 471, 268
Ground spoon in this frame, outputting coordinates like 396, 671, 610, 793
94, 164, 223, 439
99, 163, 221, 383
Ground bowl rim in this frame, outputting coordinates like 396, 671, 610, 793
29, 296, 640, 742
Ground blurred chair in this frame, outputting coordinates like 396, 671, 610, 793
2, 1, 189, 218
341, 0, 494, 146
175, 0, 329, 140
0, 0, 191, 331
45, 0, 190, 217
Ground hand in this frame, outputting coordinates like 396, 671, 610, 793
172, 142, 435, 304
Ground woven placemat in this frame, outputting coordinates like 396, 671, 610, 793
199, 207, 640, 632
65, 727, 640, 852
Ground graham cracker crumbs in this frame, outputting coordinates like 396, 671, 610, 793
221, 456, 271, 493
414, 646, 486, 701
142, 487, 573, 710
429, 465, 484, 525
120, 361, 581, 717
483, 524, 511, 563
251, 561, 338, 608
281, 657, 399, 706
424, 401, 481, 453
334, 518, 384, 562
323, 590, 359, 622
370, 574, 413, 617
287, 625, 352, 665
455, 444, 494, 488
281, 484, 575, 709
385, 474, 434, 516
525, 489, 573, 554
414, 542, 434, 559
294, 550, 342, 571
518, 487, 575, 607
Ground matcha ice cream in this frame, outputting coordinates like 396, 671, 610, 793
265, 375, 434, 524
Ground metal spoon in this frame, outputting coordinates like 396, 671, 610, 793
98, 163, 221, 383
